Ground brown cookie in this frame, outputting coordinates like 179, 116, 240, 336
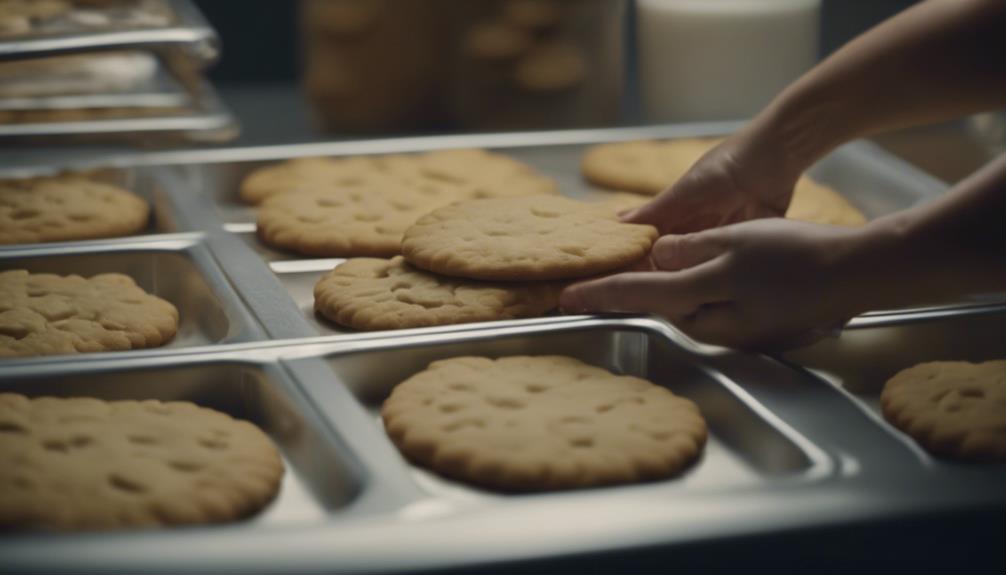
402, 195, 658, 281
581, 138, 721, 196
313, 256, 562, 330
881, 360, 1006, 462
0, 175, 149, 245
382, 355, 707, 492
0, 270, 178, 358
0, 393, 284, 531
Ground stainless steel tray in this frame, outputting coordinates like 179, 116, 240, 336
0, 78, 237, 143
0, 0, 217, 63
1, 125, 1004, 573
0, 52, 190, 111
153, 124, 989, 339
3, 318, 1003, 573
0, 233, 265, 352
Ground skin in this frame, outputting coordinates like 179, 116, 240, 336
561, 0, 1006, 350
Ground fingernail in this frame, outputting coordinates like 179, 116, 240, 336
558, 287, 584, 313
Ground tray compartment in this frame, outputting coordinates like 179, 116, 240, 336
783, 308, 1006, 461
306, 321, 827, 502
0, 236, 263, 350
0, 357, 361, 526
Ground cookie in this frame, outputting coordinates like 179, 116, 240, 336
402, 195, 658, 281
256, 180, 460, 257
0, 393, 284, 531
786, 177, 867, 227
581, 138, 721, 196
314, 256, 562, 330
0, 0, 68, 36
239, 156, 378, 205
382, 355, 707, 492
306, 0, 386, 38
239, 149, 557, 205
513, 42, 586, 93
0, 175, 149, 245
0, 270, 178, 358
881, 360, 1006, 462
464, 21, 532, 61
502, 0, 562, 30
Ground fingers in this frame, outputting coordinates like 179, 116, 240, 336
650, 231, 730, 272
559, 264, 729, 317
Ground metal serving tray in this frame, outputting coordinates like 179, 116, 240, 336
0, 53, 190, 111
147, 124, 983, 340
0, 0, 218, 63
0, 233, 265, 351
2, 125, 1004, 572
3, 318, 1003, 574
0, 78, 237, 143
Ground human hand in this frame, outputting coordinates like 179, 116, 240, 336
560, 218, 867, 350
623, 128, 802, 235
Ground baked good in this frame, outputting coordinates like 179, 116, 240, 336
881, 360, 1006, 462
382, 355, 707, 492
402, 195, 658, 281
464, 21, 532, 61
239, 149, 557, 205
313, 256, 562, 330
0, 270, 178, 358
581, 138, 720, 196
0, 393, 283, 530
0, 175, 149, 244
513, 41, 586, 92
502, 0, 562, 30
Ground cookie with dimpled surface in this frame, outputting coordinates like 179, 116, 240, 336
0, 393, 283, 531
381, 355, 707, 492
881, 360, 1006, 462
313, 256, 562, 331
0, 175, 149, 245
0, 270, 178, 358
401, 195, 658, 281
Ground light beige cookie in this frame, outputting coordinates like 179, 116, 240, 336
239, 156, 380, 204
314, 256, 562, 330
881, 360, 1006, 462
502, 0, 562, 30
786, 177, 867, 227
256, 181, 462, 257
239, 149, 557, 205
464, 21, 532, 61
0, 393, 284, 531
382, 355, 707, 492
402, 195, 658, 281
0, 175, 149, 245
514, 42, 586, 93
581, 138, 721, 196
0, 270, 178, 358
306, 0, 386, 38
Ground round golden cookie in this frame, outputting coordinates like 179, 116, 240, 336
313, 256, 562, 331
0, 175, 149, 245
256, 182, 462, 258
513, 42, 586, 93
0, 393, 284, 531
502, 0, 562, 30
581, 138, 722, 195
240, 149, 557, 205
786, 177, 867, 227
306, 0, 386, 38
0, 270, 179, 358
464, 21, 532, 61
382, 355, 707, 492
239, 156, 380, 205
881, 361, 1006, 462
402, 195, 658, 281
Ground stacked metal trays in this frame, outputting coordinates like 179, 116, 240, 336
2, 124, 1004, 573
0, 0, 234, 143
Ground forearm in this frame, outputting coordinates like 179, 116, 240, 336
752, 0, 1006, 180
836, 153, 1006, 315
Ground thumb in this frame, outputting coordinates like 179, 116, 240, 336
559, 268, 727, 318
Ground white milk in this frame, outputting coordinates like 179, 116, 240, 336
638, 0, 820, 122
